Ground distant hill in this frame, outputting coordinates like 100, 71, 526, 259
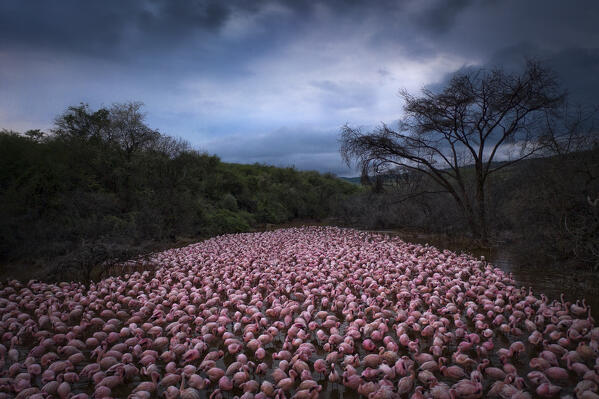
340, 176, 362, 184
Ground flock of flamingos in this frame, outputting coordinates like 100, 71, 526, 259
0, 227, 598, 398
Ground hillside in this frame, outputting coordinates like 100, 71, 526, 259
339, 176, 362, 184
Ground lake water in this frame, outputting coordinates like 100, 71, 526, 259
370, 229, 599, 321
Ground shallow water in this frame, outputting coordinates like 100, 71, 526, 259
375, 229, 599, 321
4, 227, 598, 398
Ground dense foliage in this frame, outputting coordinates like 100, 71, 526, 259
0, 104, 358, 280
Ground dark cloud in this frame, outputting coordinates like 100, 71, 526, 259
0, 2, 123, 55
486, 44, 599, 105
0, 0, 232, 58
458, 45, 599, 106
2, 0, 599, 175
3, 1, 598, 61
434, 1, 599, 60
0, 0, 390, 58
547, 48, 599, 105
423, 40, 599, 109
418, 0, 474, 34
143, 1, 231, 30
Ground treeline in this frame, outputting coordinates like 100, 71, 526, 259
335, 148, 599, 269
0, 103, 358, 281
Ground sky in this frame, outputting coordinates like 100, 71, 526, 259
1, 1, 599, 176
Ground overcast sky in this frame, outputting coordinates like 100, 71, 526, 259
2, 1, 599, 176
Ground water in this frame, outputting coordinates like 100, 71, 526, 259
490, 249, 599, 321
373, 229, 599, 321
6, 227, 598, 398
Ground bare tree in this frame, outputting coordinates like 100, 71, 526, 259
542, 102, 599, 155
341, 61, 565, 243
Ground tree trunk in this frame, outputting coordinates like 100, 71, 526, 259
464, 201, 481, 240
450, 189, 480, 239
475, 175, 488, 244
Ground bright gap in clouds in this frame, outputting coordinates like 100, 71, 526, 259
181, 35, 468, 176
152, 3, 472, 177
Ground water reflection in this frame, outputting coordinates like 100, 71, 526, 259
371, 230, 599, 321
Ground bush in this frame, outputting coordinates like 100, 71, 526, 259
204, 209, 251, 234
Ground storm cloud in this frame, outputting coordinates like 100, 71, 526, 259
2, 0, 598, 176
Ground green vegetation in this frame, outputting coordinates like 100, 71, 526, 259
2, 99, 596, 281
0, 103, 358, 281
